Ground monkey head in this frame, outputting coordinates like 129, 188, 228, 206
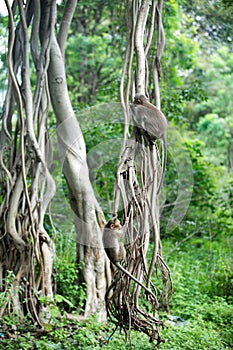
106, 218, 122, 230
133, 94, 149, 105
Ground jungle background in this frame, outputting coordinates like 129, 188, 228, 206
0, 0, 233, 349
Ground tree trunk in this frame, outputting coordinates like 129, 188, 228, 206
0, 0, 56, 324
0, 0, 109, 325
106, 0, 173, 344
48, 32, 109, 320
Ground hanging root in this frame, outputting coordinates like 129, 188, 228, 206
105, 113, 173, 343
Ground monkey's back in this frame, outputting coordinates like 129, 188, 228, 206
130, 104, 167, 140
103, 228, 125, 263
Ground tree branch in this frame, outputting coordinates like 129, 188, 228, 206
57, 0, 77, 56
134, 0, 150, 93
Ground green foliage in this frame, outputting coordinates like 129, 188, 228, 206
66, 33, 122, 107
0, 271, 23, 312
161, 1, 207, 124
197, 47, 233, 117
54, 258, 86, 313
0, 16, 8, 101
196, 113, 232, 165
185, 46, 233, 131
161, 79, 207, 125
159, 237, 233, 349
161, 322, 224, 350
1, 239, 233, 349
64, 0, 124, 107
222, 0, 233, 10
183, 139, 216, 205
84, 122, 124, 214
182, 0, 233, 46
162, 137, 217, 238
215, 177, 233, 223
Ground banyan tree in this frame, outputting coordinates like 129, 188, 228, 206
0, 0, 172, 345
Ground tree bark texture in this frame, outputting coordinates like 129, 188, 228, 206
107, 0, 173, 344
48, 31, 108, 321
0, 0, 56, 324
1, 0, 109, 324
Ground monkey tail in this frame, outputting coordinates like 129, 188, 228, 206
114, 262, 157, 301
157, 137, 167, 194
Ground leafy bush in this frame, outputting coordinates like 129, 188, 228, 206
1, 237, 232, 349
54, 258, 86, 313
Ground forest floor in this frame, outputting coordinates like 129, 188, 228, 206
0, 236, 232, 350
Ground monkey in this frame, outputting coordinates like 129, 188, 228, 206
103, 217, 156, 299
130, 94, 167, 194
103, 217, 126, 263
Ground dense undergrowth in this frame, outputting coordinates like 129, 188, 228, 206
1, 232, 232, 350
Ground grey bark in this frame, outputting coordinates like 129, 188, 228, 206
48, 33, 109, 320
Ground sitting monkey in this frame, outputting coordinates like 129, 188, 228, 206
130, 94, 167, 194
103, 217, 156, 298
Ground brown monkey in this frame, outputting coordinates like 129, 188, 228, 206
103, 217, 156, 298
103, 218, 126, 263
130, 94, 167, 194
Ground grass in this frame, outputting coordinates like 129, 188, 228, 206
0, 232, 232, 349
